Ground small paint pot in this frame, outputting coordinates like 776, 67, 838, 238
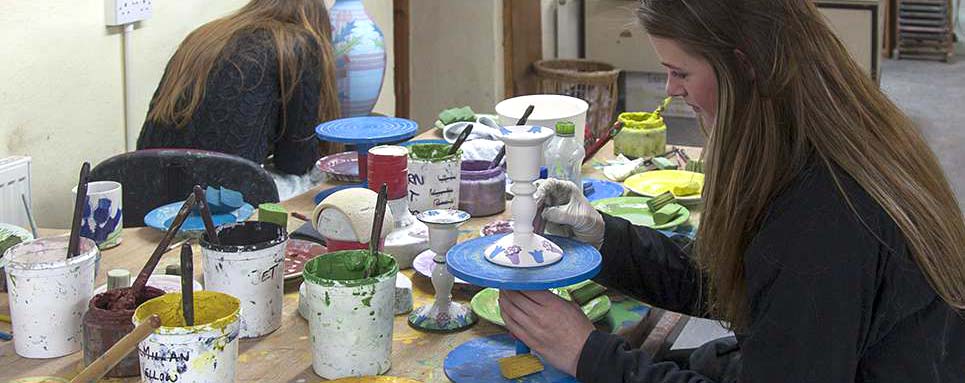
458, 160, 506, 217
72, 181, 123, 249
303, 250, 399, 379
407, 144, 461, 215
133, 291, 241, 383
81, 286, 166, 377
1, 235, 99, 358
200, 221, 287, 338
367, 145, 409, 200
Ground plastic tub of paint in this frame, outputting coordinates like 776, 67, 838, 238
133, 291, 241, 383
200, 221, 287, 338
303, 250, 399, 379
407, 143, 462, 214
459, 160, 506, 217
1, 235, 99, 358
81, 286, 166, 377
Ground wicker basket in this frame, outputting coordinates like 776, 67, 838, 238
533, 59, 621, 147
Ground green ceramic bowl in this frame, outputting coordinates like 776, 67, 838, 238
470, 281, 611, 326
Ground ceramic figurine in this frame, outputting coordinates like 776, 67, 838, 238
408, 209, 476, 332
485, 125, 564, 268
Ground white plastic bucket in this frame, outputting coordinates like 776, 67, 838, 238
133, 291, 241, 383
496, 94, 590, 165
407, 144, 462, 215
303, 250, 398, 379
2, 235, 99, 358
200, 221, 287, 338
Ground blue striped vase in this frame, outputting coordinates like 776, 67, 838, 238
330, 0, 386, 117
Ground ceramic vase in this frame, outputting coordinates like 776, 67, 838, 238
408, 210, 477, 332
486, 125, 564, 268
330, 0, 386, 117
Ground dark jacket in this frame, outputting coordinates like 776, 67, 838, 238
578, 160, 965, 382
138, 29, 323, 175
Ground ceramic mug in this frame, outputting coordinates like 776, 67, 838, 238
72, 181, 123, 249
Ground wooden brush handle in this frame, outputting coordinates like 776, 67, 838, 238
193, 185, 220, 245
70, 314, 161, 383
67, 162, 91, 258
131, 193, 197, 296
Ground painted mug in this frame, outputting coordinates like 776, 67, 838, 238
71, 181, 123, 249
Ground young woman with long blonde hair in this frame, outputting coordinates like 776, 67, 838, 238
500, 1, 965, 381
138, 0, 340, 181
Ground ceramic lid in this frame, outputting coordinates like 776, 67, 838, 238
494, 125, 556, 146
416, 209, 471, 226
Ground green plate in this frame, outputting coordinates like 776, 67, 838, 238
470, 281, 612, 326
592, 197, 690, 230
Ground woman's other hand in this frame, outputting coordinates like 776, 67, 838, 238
498, 290, 595, 377
535, 178, 605, 249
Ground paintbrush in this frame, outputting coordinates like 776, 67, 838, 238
69, 314, 161, 383
180, 242, 194, 326
291, 211, 312, 222
489, 105, 535, 170
128, 192, 197, 302
67, 162, 91, 259
365, 183, 389, 279
448, 124, 474, 156
20, 194, 38, 239
193, 185, 220, 245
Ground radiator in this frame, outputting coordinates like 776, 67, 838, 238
0, 156, 32, 229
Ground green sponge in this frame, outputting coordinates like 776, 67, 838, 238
438, 106, 476, 125
653, 204, 683, 226
258, 203, 288, 228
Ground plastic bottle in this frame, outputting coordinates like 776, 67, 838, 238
545, 121, 585, 188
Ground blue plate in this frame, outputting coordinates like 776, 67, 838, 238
583, 178, 625, 202
399, 139, 448, 147
315, 117, 418, 145
144, 201, 255, 232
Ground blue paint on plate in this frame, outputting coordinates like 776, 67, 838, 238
144, 201, 254, 232
583, 178, 625, 202
447, 234, 601, 291
444, 333, 578, 383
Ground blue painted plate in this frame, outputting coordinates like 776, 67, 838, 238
144, 201, 255, 232
583, 178, 625, 202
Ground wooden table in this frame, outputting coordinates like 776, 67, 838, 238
0, 130, 701, 382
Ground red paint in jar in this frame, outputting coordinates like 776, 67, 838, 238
81, 286, 166, 377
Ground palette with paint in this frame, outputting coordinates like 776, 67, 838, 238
144, 200, 254, 233
285, 238, 327, 280
592, 197, 691, 230
470, 282, 611, 327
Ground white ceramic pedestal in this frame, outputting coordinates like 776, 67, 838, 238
383, 198, 429, 269
408, 209, 477, 332
485, 125, 564, 268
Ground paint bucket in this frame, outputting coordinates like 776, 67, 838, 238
459, 160, 506, 217
72, 181, 123, 249
1, 235, 99, 358
303, 250, 399, 379
133, 291, 241, 383
407, 144, 461, 215
367, 145, 409, 199
81, 286, 166, 377
496, 94, 589, 154
200, 221, 287, 338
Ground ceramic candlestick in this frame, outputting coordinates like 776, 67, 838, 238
485, 125, 563, 268
408, 209, 476, 332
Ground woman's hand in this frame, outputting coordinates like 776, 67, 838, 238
498, 290, 595, 376
535, 178, 605, 249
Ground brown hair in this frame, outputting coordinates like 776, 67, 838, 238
638, 0, 965, 329
146, 0, 340, 132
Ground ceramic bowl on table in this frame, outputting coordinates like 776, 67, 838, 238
316, 151, 362, 183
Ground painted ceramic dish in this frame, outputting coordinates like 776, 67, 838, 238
325, 377, 422, 383
623, 170, 705, 203
479, 219, 514, 237
583, 178, 625, 202
592, 197, 690, 230
413, 249, 469, 285
144, 201, 254, 232
285, 238, 327, 280
470, 281, 611, 326
315, 151, 361, 183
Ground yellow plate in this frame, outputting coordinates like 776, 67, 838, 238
326, 378, 422, 383
624, 170, 705, 203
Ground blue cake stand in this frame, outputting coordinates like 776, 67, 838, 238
444, 234, 602, 383
315, 116, 418, 185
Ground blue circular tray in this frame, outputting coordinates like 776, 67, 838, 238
447, 234, 601, 291
315, 117, 418, 145
144, 201, 254, 232
399, 139, 448, 147
444, 333, 578, 383
583, 178, 625, 202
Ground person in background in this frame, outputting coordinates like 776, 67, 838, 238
138, 0, 340, 198
500, 0, 965, 382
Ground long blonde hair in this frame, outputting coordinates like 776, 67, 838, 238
146, 0, 340, 132
638, 0, 965, 329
